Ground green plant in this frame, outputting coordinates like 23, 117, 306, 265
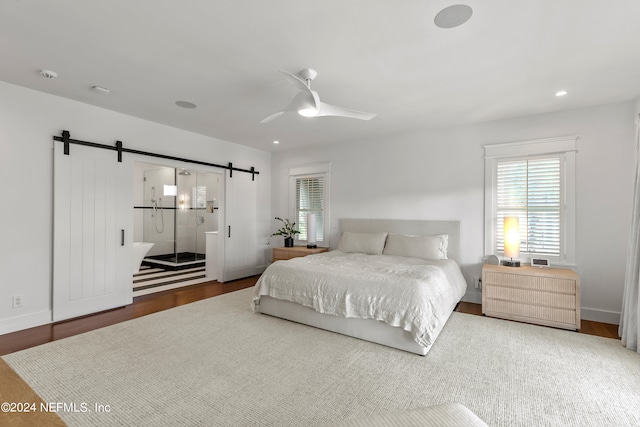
271, 217, 300, 238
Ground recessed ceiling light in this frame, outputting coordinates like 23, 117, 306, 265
175, 101, 197, 109
555, 90, 568, 97
434, 4, 473, 29
91, 86, 110, 95
273, 140, 280, 144
39, 69, 58, 80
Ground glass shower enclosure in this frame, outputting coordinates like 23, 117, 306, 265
138, 163, 219, 268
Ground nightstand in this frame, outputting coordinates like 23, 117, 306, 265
272, 246, 328, 262
482, 264, 580, 330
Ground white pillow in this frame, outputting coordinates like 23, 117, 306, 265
382, 233, 449, 260
338, 232, 388, 255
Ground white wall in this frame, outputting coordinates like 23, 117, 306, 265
271, 101, 636, 324
0, 80, 271, 334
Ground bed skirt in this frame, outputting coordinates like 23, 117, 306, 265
257, 296, 435, 355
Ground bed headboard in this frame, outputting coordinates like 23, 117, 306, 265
340, 219, 461, 264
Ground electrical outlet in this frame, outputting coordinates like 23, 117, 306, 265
12, 295, 23, 308
473, 277, 481, 289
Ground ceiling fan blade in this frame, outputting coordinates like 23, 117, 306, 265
279, 70, 311, 92
297, 90, 321, 116
261, 91, 318, 123
260, 111, 285, 124
264, 69, 374, 122
280, 70, 319, 111
316, 102, 377, 120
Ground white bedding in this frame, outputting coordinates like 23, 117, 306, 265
252, 250, 467, 348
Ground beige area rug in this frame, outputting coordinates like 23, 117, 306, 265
4, 288, 640, 426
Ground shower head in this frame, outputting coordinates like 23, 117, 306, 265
178, 169, 191, 176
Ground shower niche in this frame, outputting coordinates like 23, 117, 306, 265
134, 162, 221, 269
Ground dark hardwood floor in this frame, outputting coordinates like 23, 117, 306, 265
0, 277, 256, 357
1, 277, 619, 357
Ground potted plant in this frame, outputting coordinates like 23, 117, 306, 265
272, 217, 300, 247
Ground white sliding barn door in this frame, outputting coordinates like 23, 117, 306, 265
53, 143, 133, 322
223, 170, 257, 282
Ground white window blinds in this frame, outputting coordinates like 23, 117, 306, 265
496, 157, 561, 256
295, 176, 324, 242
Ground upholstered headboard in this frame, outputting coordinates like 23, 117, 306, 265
340, 219, 461, 264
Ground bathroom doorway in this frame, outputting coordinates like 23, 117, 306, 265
133, 162, 222, 293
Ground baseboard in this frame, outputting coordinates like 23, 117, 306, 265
581, 307, 620, 325
0, 310, 52, 335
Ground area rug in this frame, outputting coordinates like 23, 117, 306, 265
4, 288, 640, 426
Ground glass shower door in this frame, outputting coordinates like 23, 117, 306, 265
175, 169, 219, 264
195, 171, 219, 259
143, 165, 176, 261
175, 168, 197, 263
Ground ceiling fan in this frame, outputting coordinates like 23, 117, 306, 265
261, 68, 376, 123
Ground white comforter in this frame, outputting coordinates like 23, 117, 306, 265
252, 250, 467, 348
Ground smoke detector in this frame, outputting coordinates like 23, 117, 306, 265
39, 69, 58, 80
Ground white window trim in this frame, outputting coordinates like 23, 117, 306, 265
484, 136, 577, 267
289, 162, 331, 246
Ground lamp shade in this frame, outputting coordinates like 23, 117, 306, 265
307, 213, 317, 244
503, 216, 520, 259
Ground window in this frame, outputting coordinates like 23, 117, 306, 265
496, 157, 561, 256
289, 163, 331, 244
295, 176, 324, 241
484, 136, 577, 266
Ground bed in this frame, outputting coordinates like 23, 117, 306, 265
252, 219, 467, 355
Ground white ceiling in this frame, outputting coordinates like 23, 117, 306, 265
2, 1, 640, 152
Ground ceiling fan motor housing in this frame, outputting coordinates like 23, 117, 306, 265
299, 68, 317, 81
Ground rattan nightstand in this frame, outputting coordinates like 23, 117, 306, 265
482, 264, 580, 330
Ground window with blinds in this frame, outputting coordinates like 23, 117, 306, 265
485, 136, 576, 266
295, 176, 324, 242
496, 157, 561, 256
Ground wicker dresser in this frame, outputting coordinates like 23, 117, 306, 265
482, 264, 580, 330
272, 246, 328, 262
